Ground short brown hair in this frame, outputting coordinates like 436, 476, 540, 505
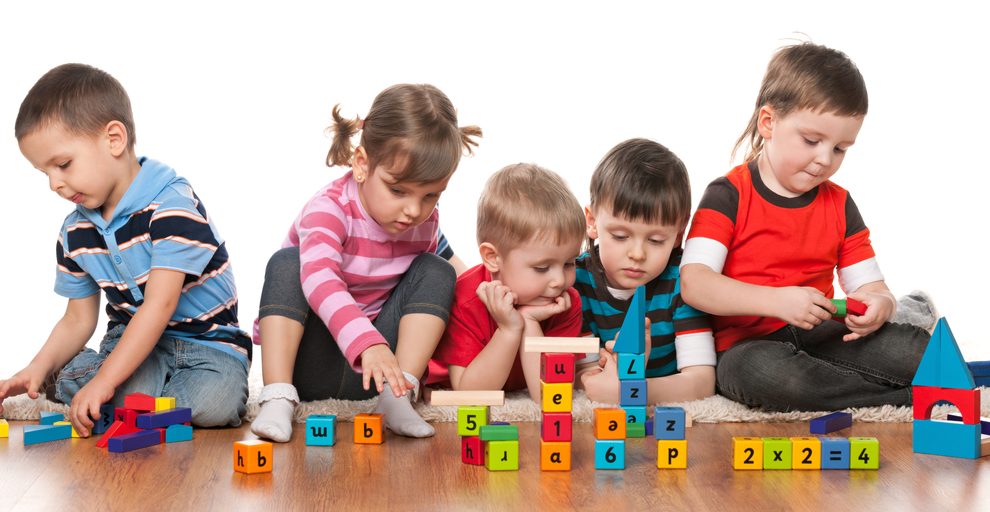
15, 63, 136, 150
735, 42, 868, 162
477, 163, 585, 252
327, 84, 481, 182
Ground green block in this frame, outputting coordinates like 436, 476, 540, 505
457, 406, 488, 437
763, 437, 792, 469
626, 422, 646, 438
485, 440, 519, 471
479, 424, 518, 441
849, 437, 880, 469
830, 299, 847, 317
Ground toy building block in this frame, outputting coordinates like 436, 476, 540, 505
53, 421, 80, 438
40, 411, 64, 425
830, 298, 866, 318
968, 360, 990, 387
115, 407, 138, 428
485, 440, 519, 471
614, 286, 646, 354
595, 439, 625, 470
946, 414, 990, 435
155, 397, 176, 412
810, 411, 853, 434
489, 421, 510, 426
479, 424, 519, 441
620, 379, 647, 407
165, 424, 193, 443
305, 415, 336, 446
427, 390, 505, 406
541, 412, 572, 442
654, 407, 686, 440
233, 439, 273, 474
913, 318, 975, 389
96, 420, 138, 448
457, 406, 488, 437
541, 353, 576, 383
790, 437, 822, 470
23, 424, 72, 445
914, 419, 979, 459
624, 406, 647, 425
540, 440, 572, 471
108, 429, 161, 453
594, 408, 626, 440
733, 437, 763, 470
354, 413, 385, 444
913, 385, 980, 424
461, 436, 483, 465
657, 439, 688, 469
541, 381, 573, 413
626, 422, 646, 438
0, 419, 7, 438
821, 437, 850, 469
136, 407, 193, 429
93, 404, 115, 435
849, 437, 880, 469
617, 352, 645, 380
524, 337, 599, 354
644, 418, 654, 437
123, 392, 157, 412
763, 437, 792, 470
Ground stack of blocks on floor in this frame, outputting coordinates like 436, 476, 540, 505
428, 390, 513, 470
912, 317, 990, 459
733, 411, 878, 470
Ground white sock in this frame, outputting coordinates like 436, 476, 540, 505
251, 383, 299, 443
375, 371, 435, 438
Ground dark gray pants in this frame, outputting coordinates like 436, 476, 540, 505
259, 247, 455, 401
716, 320, 930, 411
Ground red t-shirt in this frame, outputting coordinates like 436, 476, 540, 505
430, 264, 582, 390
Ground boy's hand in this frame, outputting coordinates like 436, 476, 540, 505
518, 292, 572, 324
775, 286, 835, 330
842, 290, 895, 342
602, 318, 653, 358
0, 364, 49, 416
360, 344, 414, 398
476, 280, 524, 332
579, 348, 620, 404
69, 376, 115, 437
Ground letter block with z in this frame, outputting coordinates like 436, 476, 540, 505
233, 440, 273, 474
305, 415, 336, 446
541, 353, 575, 383
354, 413, 384, 444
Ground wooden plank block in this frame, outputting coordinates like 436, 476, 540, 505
524, 337, 599, 354
810, 411, 853, 434
135, 408, 193, 429
426, 390, 505, 406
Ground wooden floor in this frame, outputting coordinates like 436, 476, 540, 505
2, 420, 989, 511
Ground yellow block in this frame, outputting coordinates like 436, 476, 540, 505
657, 440, 688, 469
0, 419, 8, 438
732, 437, 763, 470
791, 437, 822, 470
540, 440, 572, 471
53, 421, 80, 438
541, 381, 572, 413
155, 397, 177, 412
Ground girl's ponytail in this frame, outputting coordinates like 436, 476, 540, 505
326, 104, 362, 167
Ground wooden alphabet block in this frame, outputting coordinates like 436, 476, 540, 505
108, 430, 161, 453
593, 408, 626, 440
617, 352, 645, 380
541, 412, 572, 442
541, 353, 576, 383
541, 381, 573, 413
92, 403, 115, 435
233, 439, 273, 474
594, 439, 625, 469
763, 437, 792, 470
790, 437, 822, 470
457, 406, 488, 437
654, 407, 686, 440
485, 440, 519, 471
657, 439, 688, 469
305, 415, 336, 446
820, 437, 850, 469
23, 424, 72, 445
732, 437, 763, 470
461, 436, 483, 465
155, 397, 177, 412
620, 379, 647, 407
849, 437, 880, 469
624, 406, 647, 425
540, 440, 571, 471
39, 411, 64, 425
354, 413, 384, 444
123, 392, 156, 412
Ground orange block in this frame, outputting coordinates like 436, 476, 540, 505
233, 439, 273, 474
354, 413, 385, 444
540, 440, 572, 471
593, 408, 626, 440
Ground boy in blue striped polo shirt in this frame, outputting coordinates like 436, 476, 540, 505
575, 139, 716, 404
0, 64, 250, 436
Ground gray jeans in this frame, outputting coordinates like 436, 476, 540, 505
259, 247, 455, 401
716, 320, 930, 411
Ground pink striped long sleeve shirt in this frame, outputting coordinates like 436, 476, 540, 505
284, 171, 439, 371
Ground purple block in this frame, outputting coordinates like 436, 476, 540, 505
644, 418, 654, 437
135, 407, 193, 429
108, 429, 162, 453
947, 413, 990, 435
810, 411, 852, 434
489, 421, 510, 426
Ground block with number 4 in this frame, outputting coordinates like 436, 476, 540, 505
849, 437, 879, 469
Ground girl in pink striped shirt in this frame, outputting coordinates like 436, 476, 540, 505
252, 84, 481, 441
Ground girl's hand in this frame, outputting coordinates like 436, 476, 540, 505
360, 344, 414, 398
775, 286, 835, 330
843, 290, 895, 341
579, 348, 620, 404
0, 364, 48, 416
476, 281, 523, 333
70, 376, 115, 437
518, 292, 571, 324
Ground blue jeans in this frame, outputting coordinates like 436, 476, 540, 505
716, 320, 930, 412
55, 324, 249, 427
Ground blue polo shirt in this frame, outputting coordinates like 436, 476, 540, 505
54, 157, 251, 363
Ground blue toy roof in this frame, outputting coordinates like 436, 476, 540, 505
912, 317, 976, 389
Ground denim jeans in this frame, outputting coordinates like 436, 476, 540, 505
258, 247, 455, 402
55, 324, 249, 427
716, 320, 931, 412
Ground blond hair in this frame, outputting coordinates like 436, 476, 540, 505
477, 163, 585, 252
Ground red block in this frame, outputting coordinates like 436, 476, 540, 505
96, 420, 139, 448
124, 393, 156, 412
541, 412, 573, 442
540, 353, 576, 383
114, 407, 138, 428
461, 436, 483, 465
846, 298, 867, 316
913, 385, 981, 424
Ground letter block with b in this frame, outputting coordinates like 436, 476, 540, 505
233, 439, 273, 474
354, 413, 385, 444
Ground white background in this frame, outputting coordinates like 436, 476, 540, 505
1, 1, 987, 379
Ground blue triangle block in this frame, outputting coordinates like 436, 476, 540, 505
613, 286, 646, 354
933, 318, 976, 390
912, 318, 943, 387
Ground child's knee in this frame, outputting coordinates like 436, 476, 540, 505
265, 246, 301, 281
188, 387, 247, 427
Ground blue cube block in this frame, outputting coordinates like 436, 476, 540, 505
40, 412, 65, 425
135, 407, 192, 429
24, 424, 72, 445
165, 424, 193, 443
92, 404, 115, 435
624, 406, 647, 425
810, 412, 852, 434
654, 407, 686, 440
594, 439, 625, 470
620, 379, 647, 407
617, 353, 645, 380
820, 437, 850, 469
305, 415, 336, 446
108, 429, 161, 453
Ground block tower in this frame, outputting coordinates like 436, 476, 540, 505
912, 317, 990, 458
428, 390, 514, 470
